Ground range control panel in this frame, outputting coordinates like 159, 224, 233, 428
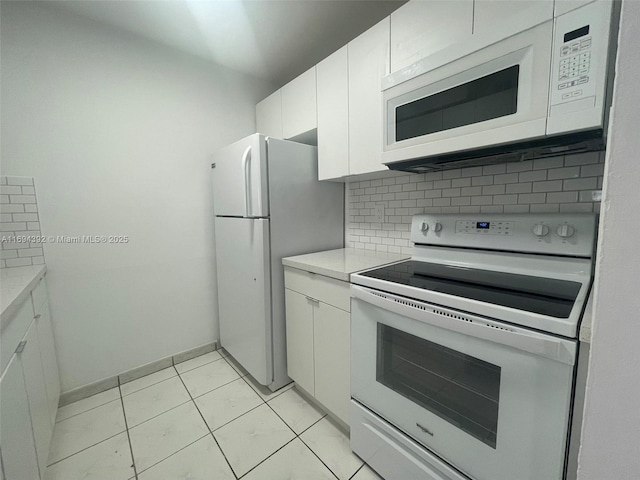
455, 220, 514, 235
411, 213, 597, 257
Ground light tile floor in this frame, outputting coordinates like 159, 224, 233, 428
45, 349, 383, 480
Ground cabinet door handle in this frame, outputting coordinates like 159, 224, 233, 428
34, 314, 41, 320
15, 341, 27, 354
305, 296, 320, 304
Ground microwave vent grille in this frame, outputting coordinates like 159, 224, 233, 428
386, 130, 604, 173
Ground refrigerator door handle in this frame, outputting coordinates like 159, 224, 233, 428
242, 146, 252, 217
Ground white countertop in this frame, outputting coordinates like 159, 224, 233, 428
282, 248, 410, 282
579, 289, 594, 344
1, 265, 47, 325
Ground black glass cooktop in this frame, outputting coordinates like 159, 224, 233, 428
359, 261, 583, 318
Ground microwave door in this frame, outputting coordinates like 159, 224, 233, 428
383, 20, 553, 166
212, 134, 269, 218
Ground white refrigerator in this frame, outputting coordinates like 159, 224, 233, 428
212, 134, 344, 391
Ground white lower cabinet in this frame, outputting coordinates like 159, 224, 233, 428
285, 289, 316, 395
313, 301, 350, 423
284, 267, 350, 425
20, 320, 53, 476
0, 355, 41, 480
0, 274, 60, 480
36, 302, 61, 426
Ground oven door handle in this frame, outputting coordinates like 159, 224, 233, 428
351, 285, 576, 366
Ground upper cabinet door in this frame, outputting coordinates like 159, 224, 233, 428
554, 0, 597, 17
348, 17, 390, 176
390, 0, 473, 73
317, 46, 349, 180
474, 0, 554, 37
281, 66, 317, 141
256, 90, 283, 139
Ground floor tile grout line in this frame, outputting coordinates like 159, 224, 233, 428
207, 401, 266, 434
120, 369, 179, 397
174, 353, 225, 375
125, 398, 193, 430
297, 435, 342, 480
131, 432, 211, 477
45, 429, 127, 468
348, 463, 366, 480
177, 367, 298, 479
54, 395, 122, 425
262, 395, 341, 480
175, 369, 240, 480
118, 380, 139, 480
235, 436, 299, 479
176, 350, 342, 478
188, 374, 245, 402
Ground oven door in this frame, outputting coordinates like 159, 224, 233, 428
382, 19, 553, 166
351, 285, 577, 480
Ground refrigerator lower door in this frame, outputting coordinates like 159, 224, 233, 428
214, 217, 273, 385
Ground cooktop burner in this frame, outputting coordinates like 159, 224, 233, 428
359, 260, 581, 318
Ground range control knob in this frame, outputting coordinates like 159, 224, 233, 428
532, 224, 550, 237
556, 224, 576, 238
421, 222, 429, 233
432, 222, 443, 233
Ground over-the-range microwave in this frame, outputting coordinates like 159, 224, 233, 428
382, 0, 619, 173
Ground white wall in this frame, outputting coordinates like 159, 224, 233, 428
578, 1, 640, 478
0, 2, 274, 391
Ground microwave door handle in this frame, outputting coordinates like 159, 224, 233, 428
242, 146, 252, 217
351, 285, 575, 366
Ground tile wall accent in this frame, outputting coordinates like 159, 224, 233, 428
0, 176, 45, 268
346, 151, 605, 255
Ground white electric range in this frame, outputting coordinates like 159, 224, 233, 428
349, 213, 596, 480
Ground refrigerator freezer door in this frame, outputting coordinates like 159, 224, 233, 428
212, 134, 269, 217
214, 217, 272, 385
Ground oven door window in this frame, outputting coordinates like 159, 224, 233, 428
395, 65, 519, 142
377, 324, 501, 448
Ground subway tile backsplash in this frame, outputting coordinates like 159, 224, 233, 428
0, 176, 45, 268
346, 151, 605, 255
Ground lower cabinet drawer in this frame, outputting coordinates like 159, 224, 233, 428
284, 267, 350, 312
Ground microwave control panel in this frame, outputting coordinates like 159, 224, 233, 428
548, 0, 612, 123
557, 31, 591, 98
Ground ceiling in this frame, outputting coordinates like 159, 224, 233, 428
50, 0, 407, 87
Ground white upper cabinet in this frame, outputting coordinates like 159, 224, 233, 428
474, 0, 555, 37
281, 66, 317, 141
390, 0, 473, 73
256, 90, 283, 139
555, 0, 597, 17
348, 17, 390, 176
317, 46, 349, 180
